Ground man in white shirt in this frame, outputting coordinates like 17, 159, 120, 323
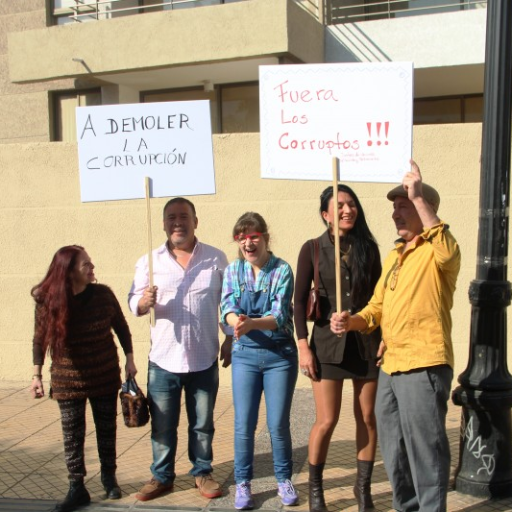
129, 197, 232, 502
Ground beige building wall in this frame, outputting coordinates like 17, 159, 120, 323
0, 1, 49, 143
0, 1, 106, 144
2, 0, 323, 146
1, 123, 506, 389
8, 0, 324, 84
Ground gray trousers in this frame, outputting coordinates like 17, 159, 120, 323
375, 365, 453, 512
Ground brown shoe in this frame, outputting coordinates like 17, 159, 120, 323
135, 477, 173, 501
195, 474, 222, 499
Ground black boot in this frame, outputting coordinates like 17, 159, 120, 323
308, 462, 328, 512
101, 471, 122, 500
353, 460, 375, 511
52, 479, 91, 512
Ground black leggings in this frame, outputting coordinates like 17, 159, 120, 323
57, 392, 118, 481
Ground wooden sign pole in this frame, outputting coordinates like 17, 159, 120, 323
145, 177, 156, 327
332, 157, 343, 314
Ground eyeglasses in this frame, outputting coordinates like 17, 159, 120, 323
234, 232, 263, 243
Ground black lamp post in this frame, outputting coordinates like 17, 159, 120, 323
451, 0, 512, 498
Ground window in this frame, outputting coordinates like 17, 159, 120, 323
52, 0, 244, 24
220, 84, 259, 133
464, 96, 484, 123
142, 82, 259, 134
143, 88, 219, 132
53, 0, 100, 24
413, 94, 483, 125
52, 89, 102, 141
149, 0, 226, 10
51, 88, 481, 139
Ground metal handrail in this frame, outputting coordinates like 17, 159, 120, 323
54, 0, 486, 25
330, 0, 486, 23
58, 0, 249, 23
56, 0, 323, 23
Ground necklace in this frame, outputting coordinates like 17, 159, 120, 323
341, 244, 352, 263
328, 232, 352, 259
340, 244, 352, 256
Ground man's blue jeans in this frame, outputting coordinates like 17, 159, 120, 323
147, 360, 219, 484
232, 343, 298, 484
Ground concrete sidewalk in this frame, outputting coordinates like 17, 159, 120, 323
1, 381, 511, 512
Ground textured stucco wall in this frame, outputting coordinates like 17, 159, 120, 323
1, 124, 506, 390
0, 1, 106, 144
8, 0, 324, 84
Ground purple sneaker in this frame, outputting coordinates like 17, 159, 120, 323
235, 481, 254, 510
277, 479, 299, 506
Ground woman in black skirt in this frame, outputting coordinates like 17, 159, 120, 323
294, 185, 381, 512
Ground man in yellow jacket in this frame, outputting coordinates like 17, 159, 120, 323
332, 160, 461, 512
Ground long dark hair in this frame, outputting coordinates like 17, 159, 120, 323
319, 185, 381, 309
31, 245, 85, 358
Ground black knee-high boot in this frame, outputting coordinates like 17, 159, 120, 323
52, 478, 91, 512
101, 469, 122, 500
353, 460, 375, 511
309, 462, 328, 512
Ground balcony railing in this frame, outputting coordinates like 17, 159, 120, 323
53, 0, 248, 24
328, 0, 486, 25
52, 0, 485, 25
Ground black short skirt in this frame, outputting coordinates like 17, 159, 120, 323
315, 332, 379, 381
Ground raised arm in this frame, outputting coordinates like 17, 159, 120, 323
404, 160, 440, 229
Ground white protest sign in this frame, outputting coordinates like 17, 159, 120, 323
76, 101, 215, 202
259, 62, 413, 183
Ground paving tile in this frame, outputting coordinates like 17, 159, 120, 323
1, 382, 512, 511
0, 498, 57, 511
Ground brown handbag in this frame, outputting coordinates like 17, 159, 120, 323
119, 377, 150, 428
306, 238, 321, 321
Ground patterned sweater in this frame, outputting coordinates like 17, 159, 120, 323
33, 284, 133, 400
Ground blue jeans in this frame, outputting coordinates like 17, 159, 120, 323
147, 360, 219, 484
376, 366, 453, 512
232, 343, 298, 483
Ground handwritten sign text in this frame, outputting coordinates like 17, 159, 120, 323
76, 101, 215, 202
259, 63, 413, 183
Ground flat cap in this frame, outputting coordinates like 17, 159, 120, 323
387, 183, 440, 213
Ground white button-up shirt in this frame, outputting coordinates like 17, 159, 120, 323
128, 240, 231, 373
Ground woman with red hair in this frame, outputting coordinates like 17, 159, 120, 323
30, 245, 137, 512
